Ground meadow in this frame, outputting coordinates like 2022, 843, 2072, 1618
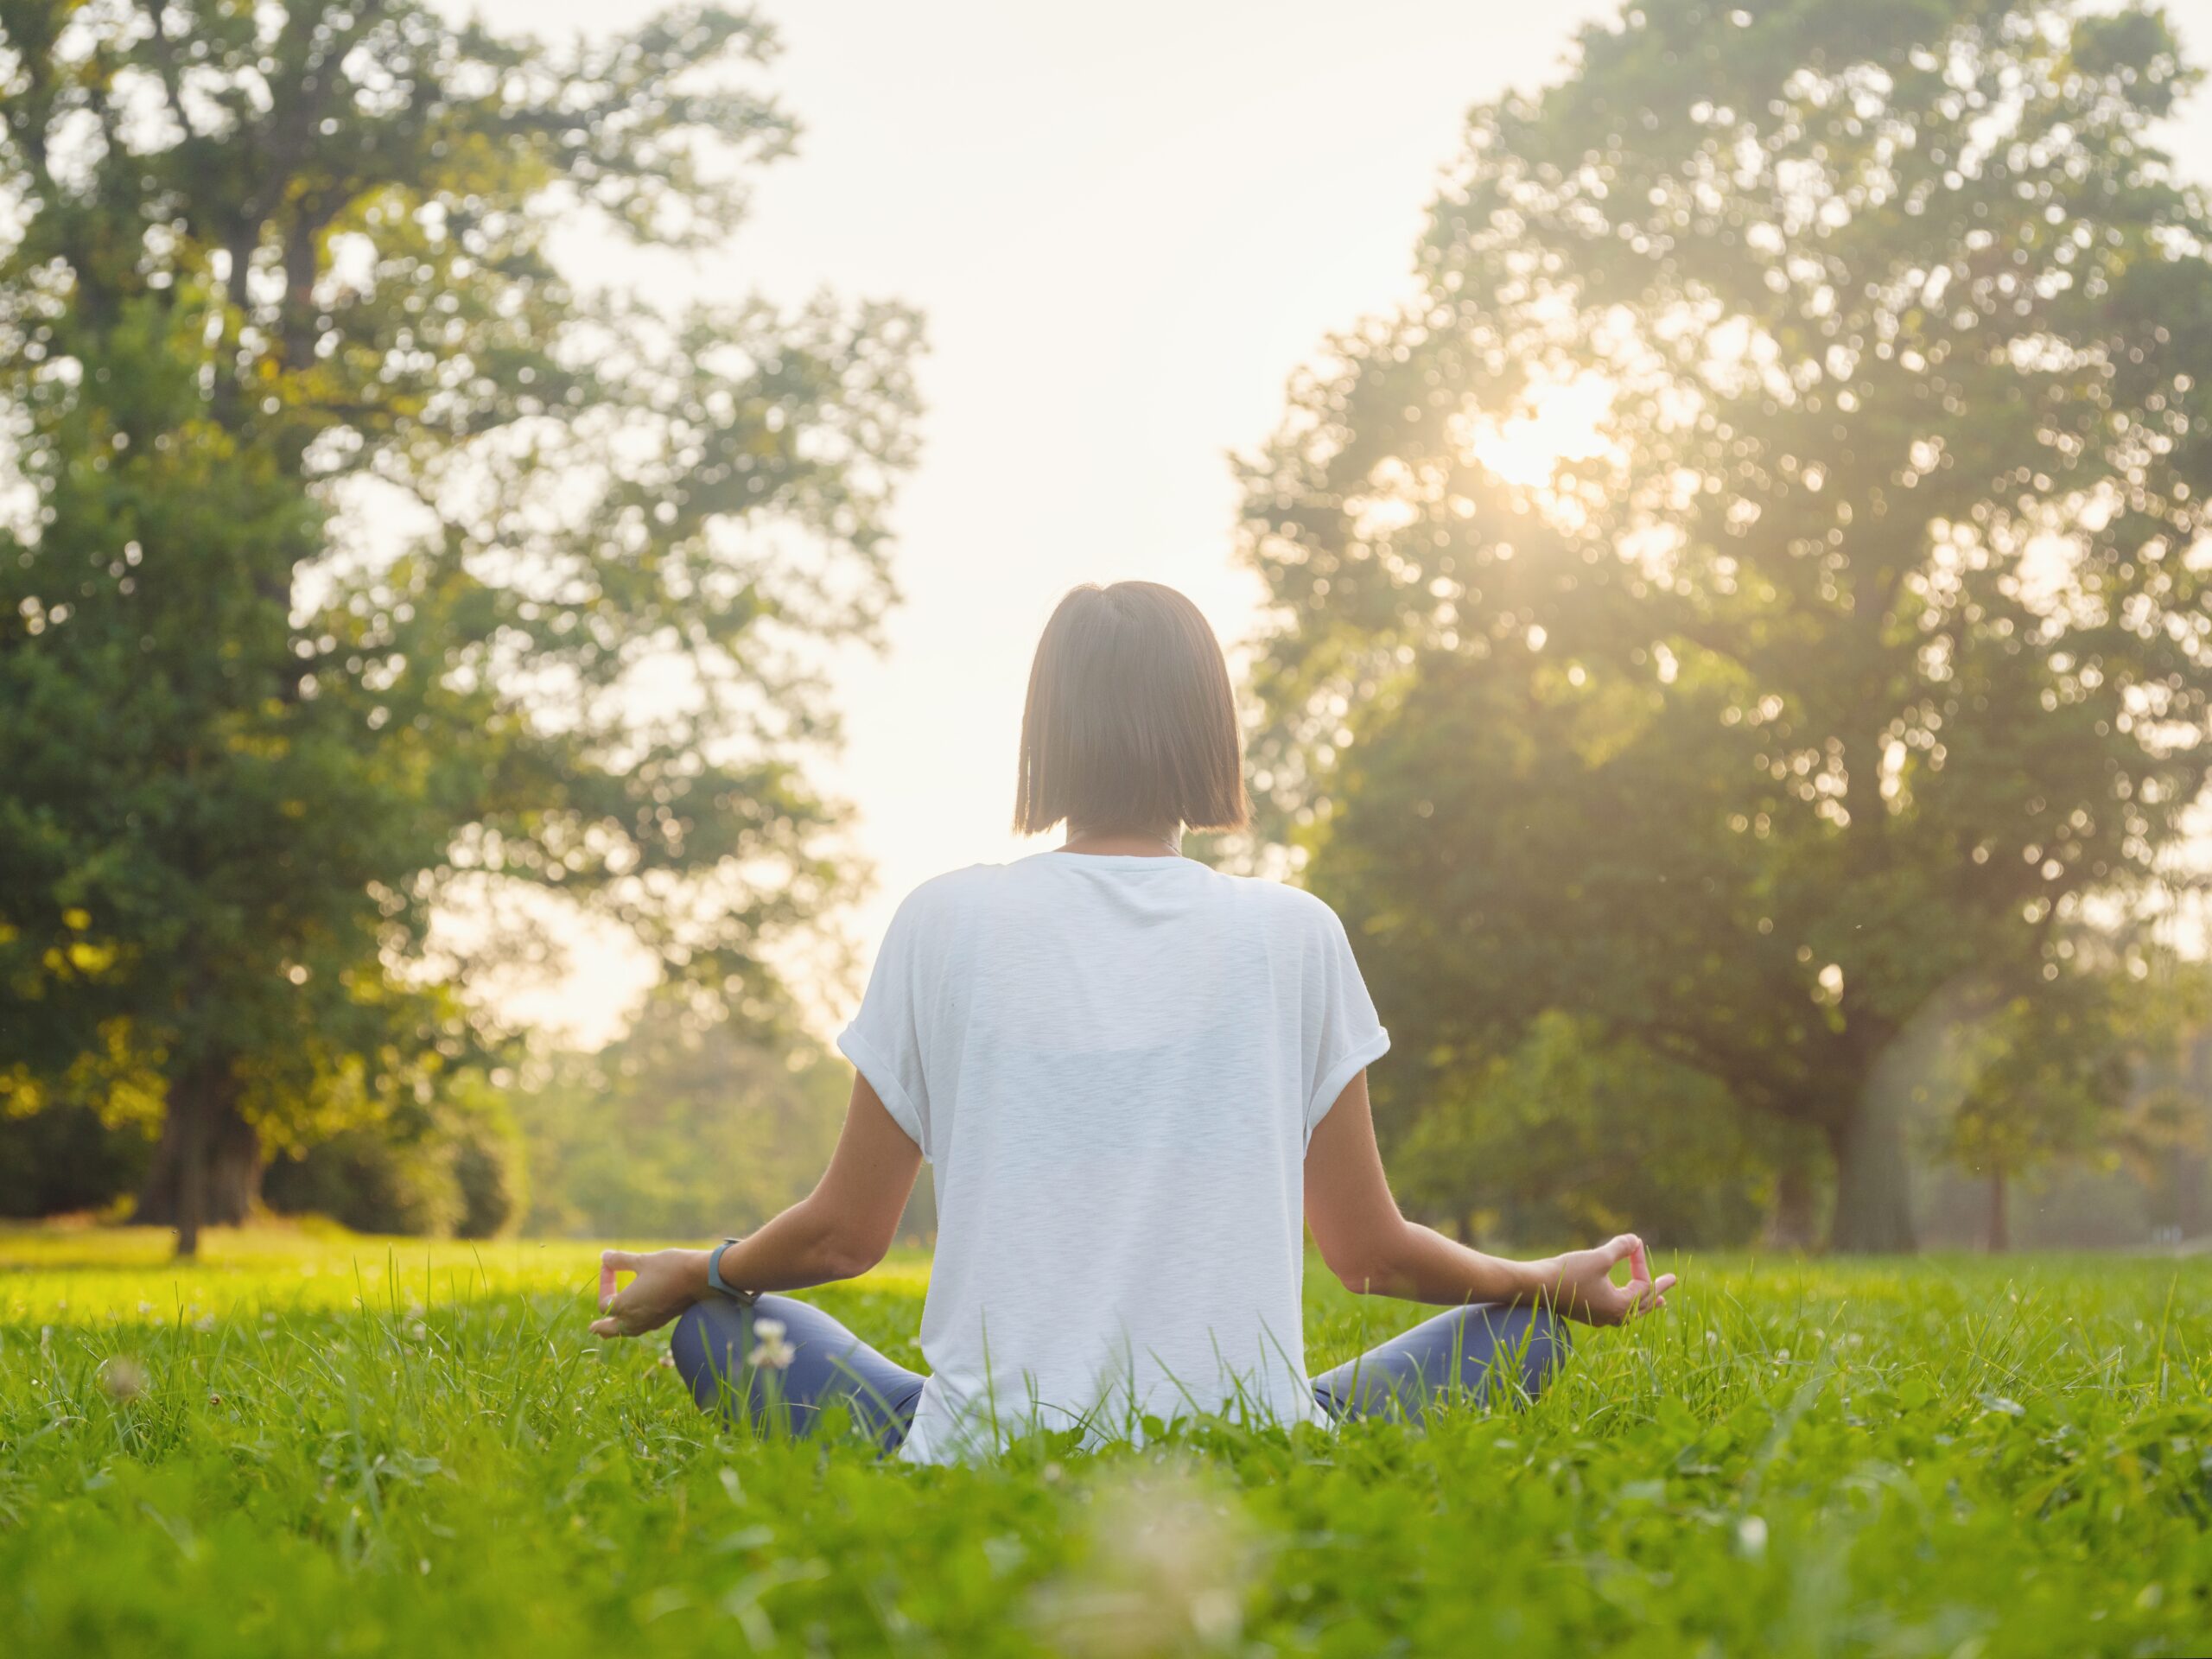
3, 1227, 2211, 1657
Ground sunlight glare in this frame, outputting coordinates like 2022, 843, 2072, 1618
1466, 372, 1617, 489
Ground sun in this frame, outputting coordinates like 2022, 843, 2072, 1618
1465, 372, 1618, 490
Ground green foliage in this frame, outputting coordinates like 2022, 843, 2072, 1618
0, 1106, 152, 1218
450, 1110, 525, 1242
1897, 963, 2212, 1248
0, 1, 921, 1247
1238, 0, 2212, 1249
514, 995, 886, 1242
1931, 970, 2156, 1175
1393, 1012, 1787, 1249
262, 1073, 525, 1239
5, 1230, 2212, 1654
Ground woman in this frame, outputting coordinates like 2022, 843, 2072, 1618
590, 581, 1675, 1463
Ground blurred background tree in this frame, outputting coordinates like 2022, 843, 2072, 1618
1924, 973, 2128, 1251
513, 987, 933, 1242
261, 1068, 524, 1239
0, 0, 918, 1254
1388, 1010, 1789, 1249
1240, 0, 2212, 1250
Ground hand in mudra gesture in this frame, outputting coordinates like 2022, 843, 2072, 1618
1541, 1235, 1675, 1326
589, 1248, 709, 1339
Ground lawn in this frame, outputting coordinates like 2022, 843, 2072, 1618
3, 1227, 2210, 1657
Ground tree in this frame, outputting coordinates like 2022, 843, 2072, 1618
1389, 1010, 1790, 1249
2119, 972, 2212, 1240
1930, 961, 2212, 1249
1238, 0, 2212, 1249
262, 1067, 525, 1238
0, 1, 920, 1253
512, 988, 918, 1242
1927, 976, 2133, 1250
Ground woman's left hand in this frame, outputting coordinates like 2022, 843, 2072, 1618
588, 1248, 708, 1338
1537, 1235, 1677, 1326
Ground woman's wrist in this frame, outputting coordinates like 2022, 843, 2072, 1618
683, 1246, 714, 1300
1517, 1255, 1562, 1308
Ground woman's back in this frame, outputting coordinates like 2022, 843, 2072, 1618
840, 849, 1389, 1461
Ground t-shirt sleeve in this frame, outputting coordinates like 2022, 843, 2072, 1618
1305, 904, 1391, 1141
836, 890, 934, 1159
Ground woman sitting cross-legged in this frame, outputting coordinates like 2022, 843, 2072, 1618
589, 581, 1675, 1462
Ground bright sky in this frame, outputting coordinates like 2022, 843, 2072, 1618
459, 0, 2212, 1046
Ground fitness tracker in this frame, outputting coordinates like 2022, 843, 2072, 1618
705, 1237, 760, 1305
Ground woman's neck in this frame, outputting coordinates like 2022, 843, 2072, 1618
1061, 822, 1183, 857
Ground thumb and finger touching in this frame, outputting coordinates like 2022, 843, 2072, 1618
599, 1249, 645, 1311
595, 1250, 639, 1333
1623, 1269, 1680, 1319
1595, 1237, 1678, 1322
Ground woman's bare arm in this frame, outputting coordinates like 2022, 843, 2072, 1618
1303, 1070, 1674, 1325
589, 1071, 922, 1338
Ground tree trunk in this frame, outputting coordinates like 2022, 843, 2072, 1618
1984, 1164, 2009, 1253
138, 1064, 259, 1257
2172, 1149, 2209, 1244
1827, 1095, 1917, 1254
1764, 1156, 1821, 1251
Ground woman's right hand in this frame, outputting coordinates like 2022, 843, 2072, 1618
1537, 1234, 1675, 1325
588, 1247, 710, 1339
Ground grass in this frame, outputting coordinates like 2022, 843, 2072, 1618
3, 1227, 2211, 1656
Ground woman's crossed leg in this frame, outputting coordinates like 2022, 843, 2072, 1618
671, 1295, 1569, 1453
1307, 1301, 1569, 1421
671, 1294, 925, 1454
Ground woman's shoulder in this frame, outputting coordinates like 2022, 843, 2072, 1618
1192, 864, 1348, 937
1261, 876, 1350, 935
892, 861, 1006, 918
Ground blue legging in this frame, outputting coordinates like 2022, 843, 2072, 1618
670, 1294, 1569, 1454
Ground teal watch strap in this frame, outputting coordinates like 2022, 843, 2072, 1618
706, 1238, 760, 1305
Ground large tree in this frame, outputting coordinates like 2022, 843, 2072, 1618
0, 0, 919, 1253
1239, 0, 2212, 1249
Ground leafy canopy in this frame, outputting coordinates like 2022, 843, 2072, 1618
0, 3, 919, 1154
1238, 0, 2212, 1245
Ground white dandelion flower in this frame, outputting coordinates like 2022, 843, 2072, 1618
101, 1356, 148, 1402
748, 1319, 797, 1370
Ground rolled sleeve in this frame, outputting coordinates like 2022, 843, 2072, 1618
1307, 1026, 1392, 1140
837, 1024, 929, 1158
1303, 906, 1391, 1144
836, 886, 938, 1160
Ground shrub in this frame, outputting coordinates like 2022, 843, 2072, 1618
0, 1105, 154, 1217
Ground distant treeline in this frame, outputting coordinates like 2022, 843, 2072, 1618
0, 992, 943, 1246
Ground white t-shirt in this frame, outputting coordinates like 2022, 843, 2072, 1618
836, 849, 1390, 1464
